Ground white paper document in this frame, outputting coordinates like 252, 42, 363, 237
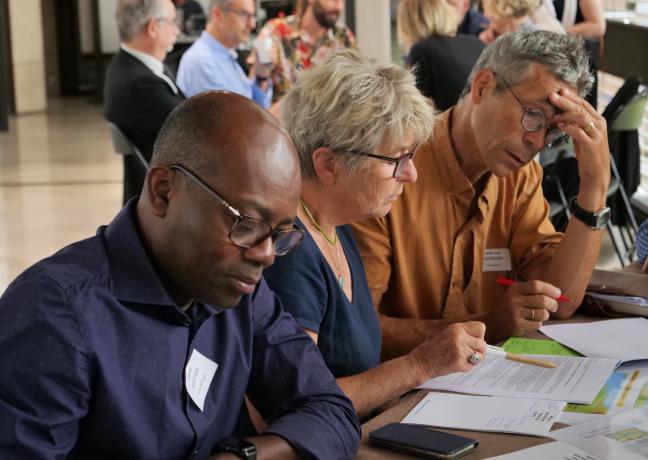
401, 393, 565, 437
418, 353, 619, 404
551, 407, 648, 460
540, 318, 648, 362
484, 441, 604, 460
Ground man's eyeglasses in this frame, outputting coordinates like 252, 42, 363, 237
224, 7, 257, 23
496, 73, 569, 149
345, 146, 419, 178
169, 164, 304, 256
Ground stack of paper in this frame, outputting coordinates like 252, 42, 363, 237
402, 393, 565, 437
418, 352, 619, 404
586, 292, 648, 317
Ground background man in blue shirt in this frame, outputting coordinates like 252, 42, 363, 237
177, 0, 272, 107
0, 91, 360, 459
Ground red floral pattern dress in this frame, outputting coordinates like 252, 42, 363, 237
257, 14, 356, 101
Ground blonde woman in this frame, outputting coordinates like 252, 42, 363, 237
264, 49, 487, 419
397, 0, 485, 111
480, 0, 564, 43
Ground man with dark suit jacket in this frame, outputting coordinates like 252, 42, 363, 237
104, 0, 184, 204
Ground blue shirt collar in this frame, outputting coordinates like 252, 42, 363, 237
100, 199, 225, 317
200, 30, 239, 60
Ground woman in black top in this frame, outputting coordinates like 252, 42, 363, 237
398, 0, 486, 111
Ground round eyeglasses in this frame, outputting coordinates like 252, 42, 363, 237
345, 146, 419, 178
496, 74, 569, 149
169, 165, 304, 256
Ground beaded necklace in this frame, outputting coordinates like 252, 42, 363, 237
300, 199, 344, 288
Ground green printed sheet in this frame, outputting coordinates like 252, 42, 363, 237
500, 337, 582, 357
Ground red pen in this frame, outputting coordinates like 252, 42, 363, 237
497, 276, 572, 303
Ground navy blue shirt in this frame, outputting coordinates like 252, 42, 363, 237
264, 221, 381, 378
0, 202, 360, 460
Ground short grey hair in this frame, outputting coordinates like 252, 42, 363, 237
116, 0, 165, 41
209, 0, 236, 13
281, 49, 435, 179
461, 30, 594, 98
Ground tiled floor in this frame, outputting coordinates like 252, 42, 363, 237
0, 97, 122, 293
0, 96, 626, 294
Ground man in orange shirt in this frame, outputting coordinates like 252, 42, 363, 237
352, 30, 611, 352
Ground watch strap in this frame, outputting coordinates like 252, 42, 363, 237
568, 197, 610, 229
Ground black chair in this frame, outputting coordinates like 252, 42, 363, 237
107, 122, 149, 204
541, 146, 572, 232
107, 122, 148, 172
602, 80, 647, 266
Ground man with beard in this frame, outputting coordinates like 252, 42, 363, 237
0, 91, 360, 459
257, 0, 355, 102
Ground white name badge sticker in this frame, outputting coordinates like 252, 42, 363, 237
184, 349, 218, 411
483, 248, 512, 272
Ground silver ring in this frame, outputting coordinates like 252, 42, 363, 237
468, 352, 482, 365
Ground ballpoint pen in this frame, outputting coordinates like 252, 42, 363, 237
487, 345, 557, 368
497, 276, 572, 303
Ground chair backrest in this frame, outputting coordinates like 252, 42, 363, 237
107, 122, 149, 171
602, 76, 641, 123
610, 91, 648, 132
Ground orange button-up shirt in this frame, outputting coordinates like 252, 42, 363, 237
351, 110, 563, 320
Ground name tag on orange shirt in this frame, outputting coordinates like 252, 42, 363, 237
483, 248, 511, 272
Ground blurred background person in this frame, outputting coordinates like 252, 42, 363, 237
553, 0, 605, 107
398, 0, 485, 111
256, 0, 355, 102
480, 0, 563, 44
104, 0, 183, 204
637, 219, 648, 273
449, 0, 490, 36
173, 0, 205, 33
177, 0, 273, 107
264, 49, 488, 419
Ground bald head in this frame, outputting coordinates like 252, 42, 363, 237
151, 90, 297, 183
139, 91, 302, 308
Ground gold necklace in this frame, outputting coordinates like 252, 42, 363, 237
300, 199, 344, 288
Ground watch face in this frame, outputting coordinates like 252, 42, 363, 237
595, 207, 611, 228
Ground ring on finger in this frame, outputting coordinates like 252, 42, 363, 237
468, 352, 482, 365
584, 121, 595, 135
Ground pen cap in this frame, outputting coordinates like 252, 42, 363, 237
486, 345, 506, 358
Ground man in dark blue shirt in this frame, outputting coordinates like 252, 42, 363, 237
0, 91, 360, 459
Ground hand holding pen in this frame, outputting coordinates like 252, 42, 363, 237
486, 277, 570, 341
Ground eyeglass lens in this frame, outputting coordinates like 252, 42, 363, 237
394, 153, 414, 178
230, 217, 303, 256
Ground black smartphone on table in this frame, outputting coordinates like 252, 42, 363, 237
369, 423, 479, 459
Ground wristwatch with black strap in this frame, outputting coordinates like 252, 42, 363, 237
216, 437, 257, 459
568, 197, 611, 230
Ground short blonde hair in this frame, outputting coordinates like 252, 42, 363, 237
397, 0, 460, 53
282, 49, 434, 179
483, 0, 540, 19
